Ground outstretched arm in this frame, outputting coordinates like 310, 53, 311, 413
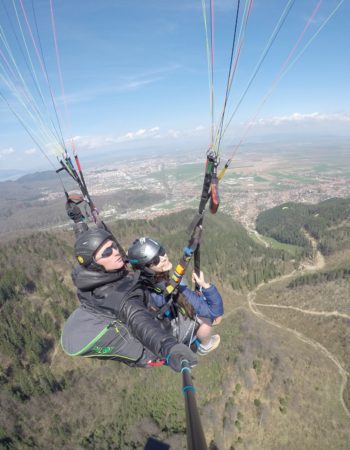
116, 288, 191, 362
120, 291, 197, 371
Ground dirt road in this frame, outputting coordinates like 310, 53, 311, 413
244, 237, 350, 419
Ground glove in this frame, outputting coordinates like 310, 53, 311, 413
167, 343, 198, 372
66, 200, 85, 223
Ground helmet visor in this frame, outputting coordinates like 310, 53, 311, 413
95, 241, 119, 260
147, 246, 165, 266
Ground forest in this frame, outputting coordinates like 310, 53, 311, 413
1, 203, 349, 449
287, 264, 350, 288
256, 197, 350, 255
0, 209, 296, 449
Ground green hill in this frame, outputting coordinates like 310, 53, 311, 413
1, 208, 349, 449
0, 210, 294, 449
256, 197, 350, 255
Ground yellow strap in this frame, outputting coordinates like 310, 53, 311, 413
218, 166, 228, 181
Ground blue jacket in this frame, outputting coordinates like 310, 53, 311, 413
149, 280, 224, 322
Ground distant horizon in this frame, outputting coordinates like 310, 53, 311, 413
1, 1, 349, 172
1, 132, 349, 183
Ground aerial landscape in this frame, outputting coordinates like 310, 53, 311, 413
0, 1, 349, 450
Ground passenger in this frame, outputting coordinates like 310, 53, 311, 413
128, 237, 224, 355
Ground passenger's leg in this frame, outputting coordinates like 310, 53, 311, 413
196, 317, 220, 355
196, 322, 213, 346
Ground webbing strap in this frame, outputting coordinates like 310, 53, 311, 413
147, 359, 166, 367
209, 169, 220, 214
198, 152, 216, 214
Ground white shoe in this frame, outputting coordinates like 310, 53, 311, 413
197, 335, 221, 356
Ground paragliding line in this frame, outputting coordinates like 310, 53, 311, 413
18, 0, 67, 150
49, 0, 76, 154
2, 0, 63, 145
214, 0, 241, 153
0, 90, 68, 193
221, 0, 296, 140
223, 0, 326, 167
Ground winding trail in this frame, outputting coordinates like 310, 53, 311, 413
254, 303, 350, 321
248, 228, 269, 248
301, 231, 326, 271
244, 237, 350, 420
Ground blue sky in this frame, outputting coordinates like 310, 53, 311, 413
0, 0, 349, 172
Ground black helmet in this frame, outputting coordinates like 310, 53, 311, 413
128, 237, 165, 268
75, 229, 113, 267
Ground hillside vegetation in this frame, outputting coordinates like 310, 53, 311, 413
256, 197, 350, 255
254, 263, 350, 428
0, 210, 295, 449
252, 198, 350, 447
0, 207, 349, 449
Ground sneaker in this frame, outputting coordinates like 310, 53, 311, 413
197, 335, 221, 356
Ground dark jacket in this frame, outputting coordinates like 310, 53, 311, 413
61, 265, 179, 364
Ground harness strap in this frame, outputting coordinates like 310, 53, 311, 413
198, 151, 217, 214
147, 359, 166, 367
209, 167, 220, 214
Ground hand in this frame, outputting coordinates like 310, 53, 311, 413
212, 316, 223, 326
192, 271, 210, 289
66, 200, 85, 223
167, 343, 198, 372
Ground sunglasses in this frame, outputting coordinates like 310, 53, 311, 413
97, 241, 119, 260
149, 246, 166, 266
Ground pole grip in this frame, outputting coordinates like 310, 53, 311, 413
194, 244, 201, 292
181, 362, 208, 450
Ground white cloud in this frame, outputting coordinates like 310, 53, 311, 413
123, 78, 162, 92
62, 66, 180, 105
123, 132, 134, 141
60, 78, 162, 105
149, 126, 160, 133
25, 147, 37, 155
74, 126, 166, 151
0, 147, 15, 158
252, 112, 350, 127
71, 124, 208, 152
167, 129, 180, 138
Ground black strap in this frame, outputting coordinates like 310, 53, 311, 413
209, 165, 220, 214
198, 151, 217, 214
